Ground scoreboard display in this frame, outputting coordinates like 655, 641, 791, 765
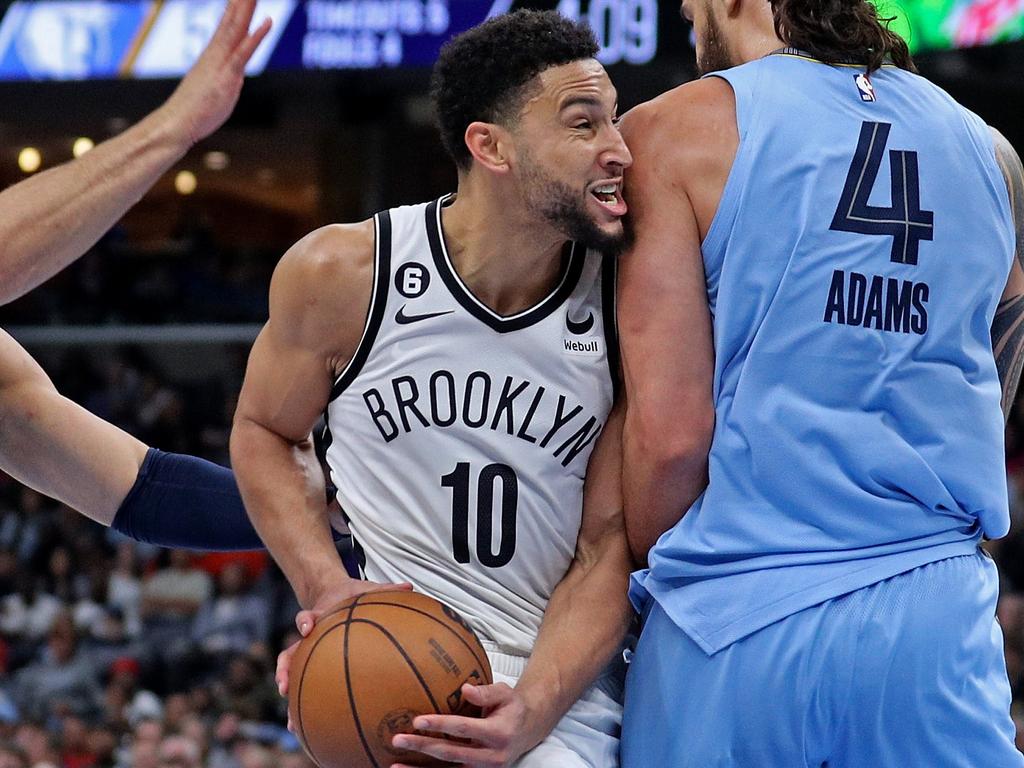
0, 0, 664, 80
0, 0, 1017, 81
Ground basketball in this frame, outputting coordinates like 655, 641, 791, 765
288, 590, 493, 768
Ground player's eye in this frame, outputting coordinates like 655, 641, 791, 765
573, 120, 593, 130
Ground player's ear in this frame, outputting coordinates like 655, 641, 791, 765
464, 122, 511, 175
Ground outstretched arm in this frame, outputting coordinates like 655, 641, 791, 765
0, 0, 270, 305
0, 328, 269, 549
0, 329, 147, 523
990, 127, 1024, 420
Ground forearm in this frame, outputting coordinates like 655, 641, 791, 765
622, 407, 709, 565
0, 340, 147, 523
514, 538, 632, 748
0, 105, 190, 305
231, 417, 349, 607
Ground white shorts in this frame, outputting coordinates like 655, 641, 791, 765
485, 644, 623, 768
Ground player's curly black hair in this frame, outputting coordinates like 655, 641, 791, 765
430, 10, 599, 171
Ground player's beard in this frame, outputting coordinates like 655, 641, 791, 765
696, 0, 735, 75
518, 151, 626, 257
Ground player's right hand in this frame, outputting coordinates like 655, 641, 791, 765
160, 0, 272, 148
275, 578, 414, 703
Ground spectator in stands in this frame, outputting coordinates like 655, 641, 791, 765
85, 725, 116, 768
9, 614, 101, 721
0, 489, 51, 567
58, 715, 96, 768
12, 722, 58, 768
106, 543, 142, 639
212, 655, 278, 724
141, 551, 212, 625
0, 741, 27, 768
157, 735, 201, 768
103, 657, 161, 730
191, 562, 270, 657
0, 573, 62, 669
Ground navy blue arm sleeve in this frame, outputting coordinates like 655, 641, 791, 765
110, 448, 265, 550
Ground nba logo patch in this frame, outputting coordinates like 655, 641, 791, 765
854, 73, 876, 102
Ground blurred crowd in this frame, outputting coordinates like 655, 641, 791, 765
0, 226, 275, 327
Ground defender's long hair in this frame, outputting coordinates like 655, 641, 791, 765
769, 0, 916, 73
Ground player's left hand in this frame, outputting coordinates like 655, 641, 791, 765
389, 682, 536, 768
160, 0, 272, 147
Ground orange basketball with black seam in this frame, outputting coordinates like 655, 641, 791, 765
288, 590, 493, 768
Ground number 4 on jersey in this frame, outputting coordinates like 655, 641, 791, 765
830, 121, 935, 266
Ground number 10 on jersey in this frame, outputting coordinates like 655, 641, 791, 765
441, 462, 518, 567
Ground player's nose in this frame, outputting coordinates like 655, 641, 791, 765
602, 124, 633, 171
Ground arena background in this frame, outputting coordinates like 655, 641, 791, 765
0, 1, 1020, 766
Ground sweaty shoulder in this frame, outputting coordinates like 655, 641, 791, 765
620, 78, 738, 238
268, 219, 376, 373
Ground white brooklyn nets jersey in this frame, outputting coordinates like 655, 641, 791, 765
324, 195, 617, 656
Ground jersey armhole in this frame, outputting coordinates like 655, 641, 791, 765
328, 211, 393, 401
701, 70, 760, 261
601, 254, 621, 399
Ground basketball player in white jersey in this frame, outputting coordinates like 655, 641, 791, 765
231, 11, 633, 768
0, 0, 274, 549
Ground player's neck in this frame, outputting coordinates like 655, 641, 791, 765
730, 12, 785, 65
440, 188, 569, 317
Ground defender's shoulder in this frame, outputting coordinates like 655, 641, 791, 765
619, 78, 735, 145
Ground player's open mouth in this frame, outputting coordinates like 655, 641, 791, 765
589, 181, 627, 217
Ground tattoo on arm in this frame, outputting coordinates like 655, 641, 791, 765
993, 295, 1024, 417
990, 127, 1024, 417
992, 127, 1024, 269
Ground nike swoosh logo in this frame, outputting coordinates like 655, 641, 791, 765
566, 311, 595, 335
395, 306, 454, 325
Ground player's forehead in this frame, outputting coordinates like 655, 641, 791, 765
528, 59, 618, 114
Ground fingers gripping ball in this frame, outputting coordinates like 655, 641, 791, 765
288, 590, 493, 768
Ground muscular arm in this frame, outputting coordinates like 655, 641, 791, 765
0, 330, 147, 523
990, 127, 1024, 419
616, 87, 725, 564
514, 401, 631, 749
230, 224, 374, 608
0, 0, 269, 305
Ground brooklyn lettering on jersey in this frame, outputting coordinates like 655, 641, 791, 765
361, 370, 603, 467
822, 269, 929, 335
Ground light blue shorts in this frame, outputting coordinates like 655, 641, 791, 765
621, 551, 1023, 767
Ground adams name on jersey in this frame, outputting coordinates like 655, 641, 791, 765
324, 196, 617, 656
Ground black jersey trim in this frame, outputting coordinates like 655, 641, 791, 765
329, 211, 392, 401
601, 254, 621, 399
425, 196, 586, 334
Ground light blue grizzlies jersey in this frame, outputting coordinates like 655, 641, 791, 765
631, 51, 1016, 654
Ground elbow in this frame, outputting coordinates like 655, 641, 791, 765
629, 404, 714, 480
623, 404, 714, 563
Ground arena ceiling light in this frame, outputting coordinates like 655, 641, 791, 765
174, 170, 197, 195
72, 137, 94, 157
18, 147, 40, 173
